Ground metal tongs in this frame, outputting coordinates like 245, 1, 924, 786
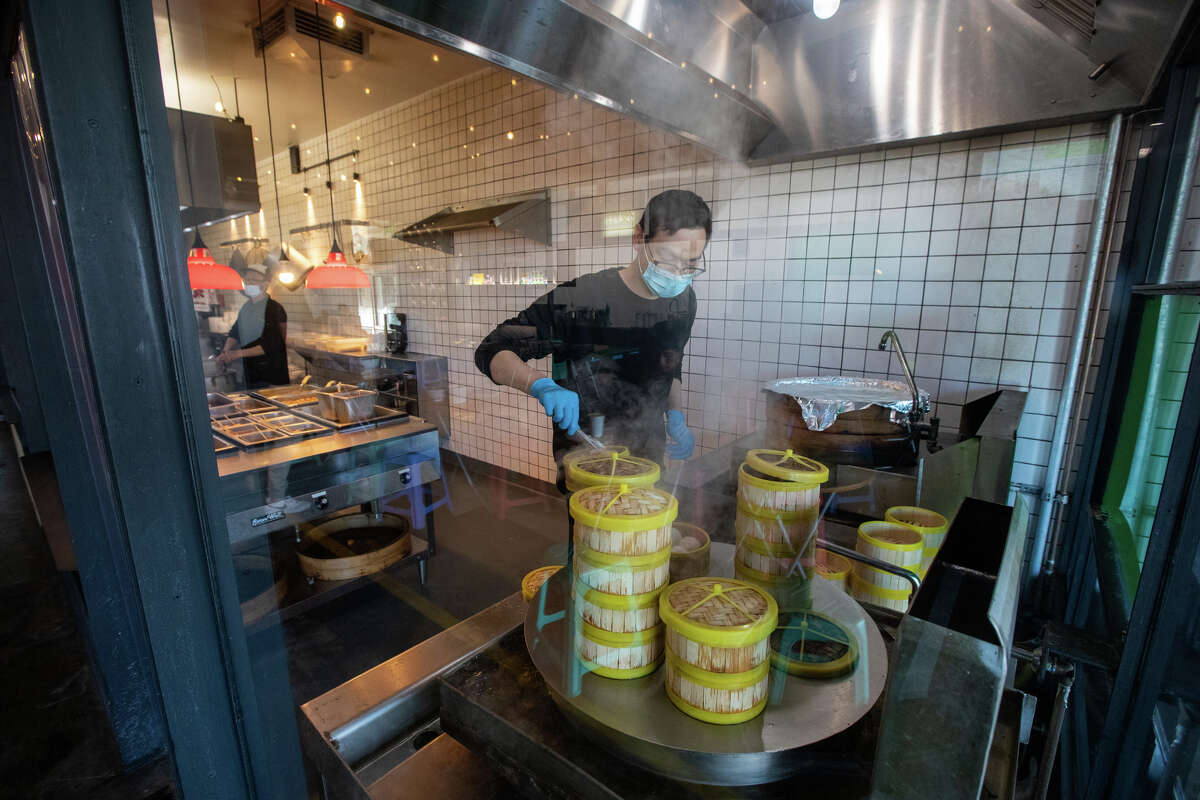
571, 429, 605, 450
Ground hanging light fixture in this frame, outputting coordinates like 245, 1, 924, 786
305, 1, 370, 290
166, 0, 243, 291
187, 229, 244, 289
257, 0, 314, 292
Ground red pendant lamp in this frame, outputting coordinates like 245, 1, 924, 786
304, 2, 371, 291
306, 240, 369, 288
166, 0, 243, 292
187, 230, 244, 290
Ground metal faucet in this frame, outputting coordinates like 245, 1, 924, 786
878, 330, 921, 422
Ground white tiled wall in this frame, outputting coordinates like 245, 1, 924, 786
240, 66, 1129, 504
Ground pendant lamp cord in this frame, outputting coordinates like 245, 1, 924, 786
256, 0, 287, 254
164, 0, 198, 217
314, 1, 337, 243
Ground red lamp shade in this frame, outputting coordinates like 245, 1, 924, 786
305, 241, 370, 289
187, 233, 243, 290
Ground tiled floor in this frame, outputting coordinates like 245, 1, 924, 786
0, 432, 177, 800
279, 452, 568, 704
0, 430, 567, 797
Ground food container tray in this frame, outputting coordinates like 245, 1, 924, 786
212, 434, 237, 455
250, 385, 328, 408
208, 393, 238, 419
225, 393, 275, 414
290, 404, 409, 431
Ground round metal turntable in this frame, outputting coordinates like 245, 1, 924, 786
523, 543, 888, 786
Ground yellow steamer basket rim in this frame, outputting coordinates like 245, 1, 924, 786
857, 520, 924, 553
575, 542, 672, 569
850, 574, 913, 600
521, 565, 561, 601
574, 582, 663, 611
734, 558, 808, 585
884, 505, 949, 534
579, 619, 665, 648
744, 448, 830, 485
659, 577, 779, 648
570, 482, 679, 532
567, 451, 659, 482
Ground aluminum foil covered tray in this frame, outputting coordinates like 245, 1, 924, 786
765, 376, 931, 432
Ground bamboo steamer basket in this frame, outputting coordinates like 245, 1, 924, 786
856, 519, 921, 567
664, 647, 770, 724
297, 512, 412, 581
522, 566, 562, 602
813, 548, 852, 593
736, 449, 828, 517
570, 483, 678, 556
885, 505, 949, 571
770, 611, 859, 679
669, 522, 711, 582
659, 577, 777, 674
574, 581, 662, 633
575, 620, 664, 679
734, 501, 818, 550
564, 451, 656, 493
734, 560, 813, 612
735, 524, 815, 575
574, 544, 671, 596
851, 574, 911, 612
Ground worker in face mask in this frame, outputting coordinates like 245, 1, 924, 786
216, 255, 290, 388
475, 189, 707, 486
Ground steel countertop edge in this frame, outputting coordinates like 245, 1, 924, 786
216, 418, 438, 478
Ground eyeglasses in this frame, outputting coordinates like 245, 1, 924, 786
644, 242, 707, 277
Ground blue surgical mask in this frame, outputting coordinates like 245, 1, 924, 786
642, 261, 693, 298
243, 284, 263, 298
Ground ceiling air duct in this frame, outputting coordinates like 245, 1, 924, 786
253, 3, 371, 76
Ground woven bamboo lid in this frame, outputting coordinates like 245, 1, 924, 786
570, 483, 678, 532
566, 452, 659, 488
814, 548, 852, 579
885, 506, 949, 535
659, 577, 778, 648
744, 449, 829, 485
770, 611, 858, 678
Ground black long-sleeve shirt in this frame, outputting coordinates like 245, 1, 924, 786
229, 296, 289, 388
475, 267, 695, 462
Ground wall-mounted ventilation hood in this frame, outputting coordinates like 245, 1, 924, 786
168, 110, 260, 231
348, 0, 1193, 163
395, 191, 551, 254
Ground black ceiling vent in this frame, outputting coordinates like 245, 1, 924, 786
253, 3, 370, 59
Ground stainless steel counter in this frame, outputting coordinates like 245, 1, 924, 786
217, 418, 436, 478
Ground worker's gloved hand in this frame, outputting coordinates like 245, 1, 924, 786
665, 410, 695, 459
530, 378, 580, 436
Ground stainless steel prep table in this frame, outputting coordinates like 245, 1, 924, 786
219, 417, 441, 595
290, 345, 451, 440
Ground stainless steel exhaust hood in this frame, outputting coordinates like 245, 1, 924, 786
168, 110, 260, 230
347, 0, 1192, 163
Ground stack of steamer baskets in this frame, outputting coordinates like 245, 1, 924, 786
734, 449, 830, 611
563, 448, 657, 494
659, 577, 779, 724
570, 482, 678, 678
885, 505, 950, 574
850, 520, 924, 611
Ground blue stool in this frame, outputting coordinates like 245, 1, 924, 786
384, 446, 452, 531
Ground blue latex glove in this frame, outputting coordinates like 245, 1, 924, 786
530, 378, 580, 436
665, 409, 695, 459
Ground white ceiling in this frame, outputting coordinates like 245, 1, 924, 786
153, 0, 485, 163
